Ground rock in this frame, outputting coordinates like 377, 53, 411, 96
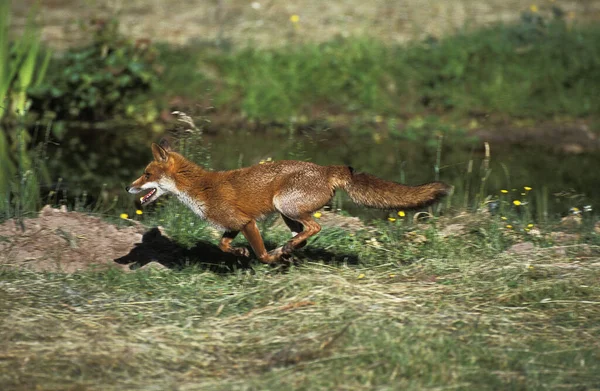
550, 232, 580, 244
139, 261, 169, 271
438, 223, 466, 238
506, 242, 535, 255
559, 215, 582, 230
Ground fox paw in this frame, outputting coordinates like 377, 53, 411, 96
282, 243, 294, 254
230, 247, 250, 258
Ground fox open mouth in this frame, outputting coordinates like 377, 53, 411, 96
140, 188, 157, 205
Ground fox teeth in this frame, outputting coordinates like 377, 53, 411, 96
140, 196, 144, 202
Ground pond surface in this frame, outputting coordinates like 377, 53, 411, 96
200, 128, 598, 221
49, 126, 600, 221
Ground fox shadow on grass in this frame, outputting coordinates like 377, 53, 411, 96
114, 227, 358, 273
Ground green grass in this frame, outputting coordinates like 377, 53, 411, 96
156, 17, 600, 122
2, 208, 600, 390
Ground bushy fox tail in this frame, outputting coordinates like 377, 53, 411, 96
329, 166, 451, 210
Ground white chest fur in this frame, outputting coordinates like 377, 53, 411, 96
176, 191, 206, 219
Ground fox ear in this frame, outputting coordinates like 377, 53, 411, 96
151, 143, 169, 162
159, 138, 171, 152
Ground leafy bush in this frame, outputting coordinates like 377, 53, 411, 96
194, 9, 600, 121
30, 19, 161, 126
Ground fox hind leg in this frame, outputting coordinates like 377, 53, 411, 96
280, 214, 308, 249
280, 214, 321, 255
272, 180, 330, 258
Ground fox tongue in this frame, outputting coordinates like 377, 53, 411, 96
140, 188, 156, 204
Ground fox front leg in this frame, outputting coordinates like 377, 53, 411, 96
218, 231, 250, 258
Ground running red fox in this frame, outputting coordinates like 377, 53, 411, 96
127, 141, 451, 263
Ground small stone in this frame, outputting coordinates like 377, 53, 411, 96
506, 242, 535, 255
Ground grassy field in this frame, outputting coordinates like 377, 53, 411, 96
155, 16, 600, 123
1, 208, 599, 390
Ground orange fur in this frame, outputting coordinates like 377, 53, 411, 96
127, 142, 451, 263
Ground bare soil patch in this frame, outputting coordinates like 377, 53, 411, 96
12, 0, 600, 50
0, 207, 365, 273
0, 206, 145, 273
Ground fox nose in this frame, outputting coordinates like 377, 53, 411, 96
125, 186, 131, 192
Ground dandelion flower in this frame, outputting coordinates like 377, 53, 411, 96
388, 217, 396, 222
530, 4, 538, 13
136, 209, 143, 215
357, 273, 365, 279
290, 14, 300, 23
501, 189, 509, 194
120, 213, 129, 219
389, 274, 395, 278
524, 186, 532, 191
313, 211, 322, 218
398, 211, 406, 217
506, 224, 513, 229
501, 216, 508, 221
527, 223, 534, 228
513, 200, 521, 206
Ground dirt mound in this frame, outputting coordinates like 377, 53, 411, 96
0, 206, 145, 273
0, 207, 366, 273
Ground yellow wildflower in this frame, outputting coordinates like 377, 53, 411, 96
530, 4, 538, 13
527, 223, 534, 228
398, 211, 406, 217
357, 273, 365, 279
501, 216, 508, 221
374, 115, 384, 123
513, 200, 521, 206
290, 14, 300, 23
501, 189, 509, 194
388, 217, 396, 222
524, 186, 532, 191
506, 225, 513, 229
120, 213, 129, 219
136, 209, 143, 215
313, 211, 322, 218
389, 274, 395, 278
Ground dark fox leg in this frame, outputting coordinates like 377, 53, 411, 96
281, 214, 321, 255
280, 214, 307, 249
219, 231, 250, 257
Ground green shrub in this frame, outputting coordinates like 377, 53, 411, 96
29, 19, 161, 126
193, 10, 600, 121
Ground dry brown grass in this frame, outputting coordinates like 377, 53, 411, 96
1, 235, 599, 390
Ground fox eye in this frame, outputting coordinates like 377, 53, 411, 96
144, 172, 151, 179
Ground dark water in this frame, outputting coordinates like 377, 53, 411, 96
49, 126, 599, 221
199, 128, 598, 221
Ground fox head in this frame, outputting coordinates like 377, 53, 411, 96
126, 141, 177, 206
